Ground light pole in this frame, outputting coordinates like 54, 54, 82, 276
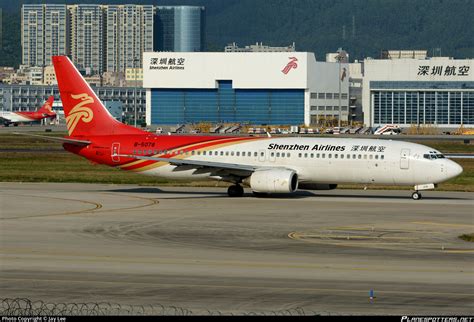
134, 57, 139, 127
338, 58, 341, 128
335, 48, 347, 128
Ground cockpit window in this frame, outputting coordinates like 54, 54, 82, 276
424, 153, 445, 160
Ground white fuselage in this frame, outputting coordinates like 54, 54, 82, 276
0, 111, 34, 123
137, 137, 462, 187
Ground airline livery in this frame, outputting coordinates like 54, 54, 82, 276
1, 96, 56, 126
23, 56, 464, 200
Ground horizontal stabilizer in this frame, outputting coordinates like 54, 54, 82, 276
13, 132, 91, 146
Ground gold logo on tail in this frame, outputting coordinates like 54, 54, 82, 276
66, 93, 94, 135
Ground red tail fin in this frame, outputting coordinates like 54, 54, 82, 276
52, 56, 144, 138
37, 96, 55, 114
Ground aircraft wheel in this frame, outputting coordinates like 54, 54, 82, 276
228, 184, 244, 197
412, 191, 422, 200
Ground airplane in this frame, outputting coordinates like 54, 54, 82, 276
1, 96, 56, 126
19, 56, 465, 200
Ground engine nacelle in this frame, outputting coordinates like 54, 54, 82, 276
298, 183, 338, 190
249, 169, 298, 193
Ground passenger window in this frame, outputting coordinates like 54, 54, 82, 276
254, 152, 258, 157
231, 151, 234, 156
381, 155, 384, 160
369, 155, 373, 159
364, 155, 367, 159
260, 152, 264, 157
352, 154, 356, 159
310, 153, 314, 158
287, 153, 291, 157
271, 152, 275, 157
236, 151, 240, 156
220, 151, 224, 156
298, 153, 302, 158
328, 154, 332, 158
192, 151, 195, 155
316, 153, 320, 158
197, 151, 201, 155
375, 155, 379, 160
358, 154, 361, 159
335, 154, 338, 159
322, 153, 326, 158
276, 152, 280, 157
226, 151, 229, 156
341, 154, 344, 159
304, 153, 308, 158
138, 150, 142, 154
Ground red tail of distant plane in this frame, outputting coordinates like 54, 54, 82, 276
37, 96, 55, 116
52, 56, 144, 138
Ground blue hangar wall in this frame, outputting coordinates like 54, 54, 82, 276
150, 80, 305, 125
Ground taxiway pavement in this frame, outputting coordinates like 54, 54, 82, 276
1, 183, 473, 315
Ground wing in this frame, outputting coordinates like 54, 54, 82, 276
13, 132, 91, 146
118, 154, 263, 177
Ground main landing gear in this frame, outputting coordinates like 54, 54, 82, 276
227, 184, 244, 197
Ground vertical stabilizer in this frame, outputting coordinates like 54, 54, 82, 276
52, 56, 144, 137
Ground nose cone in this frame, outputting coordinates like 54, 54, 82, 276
448, 160, 463, 179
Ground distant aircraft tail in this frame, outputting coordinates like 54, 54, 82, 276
52, 56, 144, 138
37, 96, 55, 115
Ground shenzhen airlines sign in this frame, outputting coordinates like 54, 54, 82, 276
149, 57, 186, 70
143, 52, 309, 89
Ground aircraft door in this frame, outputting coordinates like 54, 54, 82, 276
400, 149, 410, 169
258, 149, 266, 162
112, 142, 120, 162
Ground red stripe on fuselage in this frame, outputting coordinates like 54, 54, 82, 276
15, 111, 55, 121
119, 136, 262, 171
72, 133, 264, 169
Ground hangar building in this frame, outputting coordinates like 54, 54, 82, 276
143, 52, 349, 126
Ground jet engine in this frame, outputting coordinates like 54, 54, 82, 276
298, 183, 338, 190
249, 169, 298, 193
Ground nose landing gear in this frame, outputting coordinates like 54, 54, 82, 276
412, 191, 422, 200
411, 183, 435, 200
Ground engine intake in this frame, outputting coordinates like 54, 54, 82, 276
249, 169, 298, 193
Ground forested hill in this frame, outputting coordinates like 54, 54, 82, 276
1, 0, 473, 67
